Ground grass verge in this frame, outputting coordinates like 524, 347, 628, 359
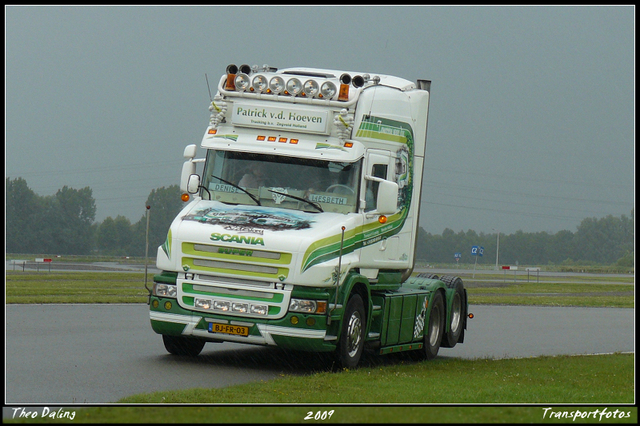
5, 272, 149, 304
5, 271, 633, 308
4, 354, 635, 424
118, 353, 634, 404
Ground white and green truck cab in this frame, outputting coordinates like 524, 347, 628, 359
149, 63, 469, 368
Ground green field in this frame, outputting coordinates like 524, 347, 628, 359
5, 270, 634, 308
5, 272, 149, 304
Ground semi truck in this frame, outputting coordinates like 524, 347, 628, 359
148, 63, 470, 368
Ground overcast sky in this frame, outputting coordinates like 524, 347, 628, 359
5, 5, 635, 235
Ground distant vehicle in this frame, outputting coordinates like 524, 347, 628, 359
148, 63, 470, 368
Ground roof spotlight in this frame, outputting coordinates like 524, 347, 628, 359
235, 73, 250, 91
269, 76, 285, 94
320, 81, 337, 99
252, 75, 268, 92
303, 80, 319, 97
286, 78, 302, 96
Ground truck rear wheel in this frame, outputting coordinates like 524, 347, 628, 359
337, 294, 365, 369
440, 275, 466, 348
424, 290, 445, 360
162, 335, 205, 357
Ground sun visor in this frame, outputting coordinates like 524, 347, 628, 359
202, 129, 364, 162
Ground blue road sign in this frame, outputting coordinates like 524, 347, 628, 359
471, 246, 484, 257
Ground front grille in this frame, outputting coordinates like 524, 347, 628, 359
181, 241, 291, 280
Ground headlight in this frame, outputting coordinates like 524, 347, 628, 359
153, 283, 177, 298
289, 298, 327, 314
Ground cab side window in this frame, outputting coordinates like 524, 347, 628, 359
365, 164, 388, 212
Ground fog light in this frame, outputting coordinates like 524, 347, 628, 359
291, 316, 299, 325
232, 302, 249, 313
306, 317, 316, 326
195, 297, 212, 310
250, 304, 268, 316
214, 300, 231, 312
152, 300, 159, 308
164, 301, 172, 310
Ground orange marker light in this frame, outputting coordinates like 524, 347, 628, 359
290, 139, 299, 144
257, 135, 266, 141
225, 64, 238, 91
338, 84, 350, 101
378, 215, 387, 224
208, 128, 217, 134
268, 136, 277, 142
279, 137, 287, 143
181, 193, 190, 202
344, 141, 354, 148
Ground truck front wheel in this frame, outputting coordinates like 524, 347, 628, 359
162, 335, 205, 357
336, 294, 365, 369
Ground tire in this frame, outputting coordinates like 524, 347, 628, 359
417, 273, 439, 280
439, 275, 466, 348
162, 335, 205, 357
424, 290, 445, 360
336, 294, 366, 369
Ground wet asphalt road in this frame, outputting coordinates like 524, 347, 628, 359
5, 303, 634, 405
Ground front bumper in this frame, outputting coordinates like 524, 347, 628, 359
149, 296, 337, 352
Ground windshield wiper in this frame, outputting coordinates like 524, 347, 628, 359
268, 189, 323, 213
211, 175, 261, 206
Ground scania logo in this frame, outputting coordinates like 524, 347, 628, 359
210, 233, 265, 246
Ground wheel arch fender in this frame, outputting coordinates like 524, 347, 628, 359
336, 271, 371, 333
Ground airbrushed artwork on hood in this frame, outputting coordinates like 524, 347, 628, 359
181, 205, 314, 232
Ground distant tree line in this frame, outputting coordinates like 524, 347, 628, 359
5, 177, 635, 267
416, 212, 634, 267
6, 177, 182, 257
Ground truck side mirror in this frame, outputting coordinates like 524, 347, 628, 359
376, 180, 399, 214
186, 174, 200, 194
180, 144, 198, 193
183, 144, 197, 159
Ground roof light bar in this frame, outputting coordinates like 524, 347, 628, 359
222, 64, 367, 103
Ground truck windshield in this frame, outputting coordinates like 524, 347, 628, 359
201, 150, 362, 214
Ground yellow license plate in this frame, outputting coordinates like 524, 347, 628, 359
208, 323, 249, 337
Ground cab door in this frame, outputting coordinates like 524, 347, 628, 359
360, 149, 400, 266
